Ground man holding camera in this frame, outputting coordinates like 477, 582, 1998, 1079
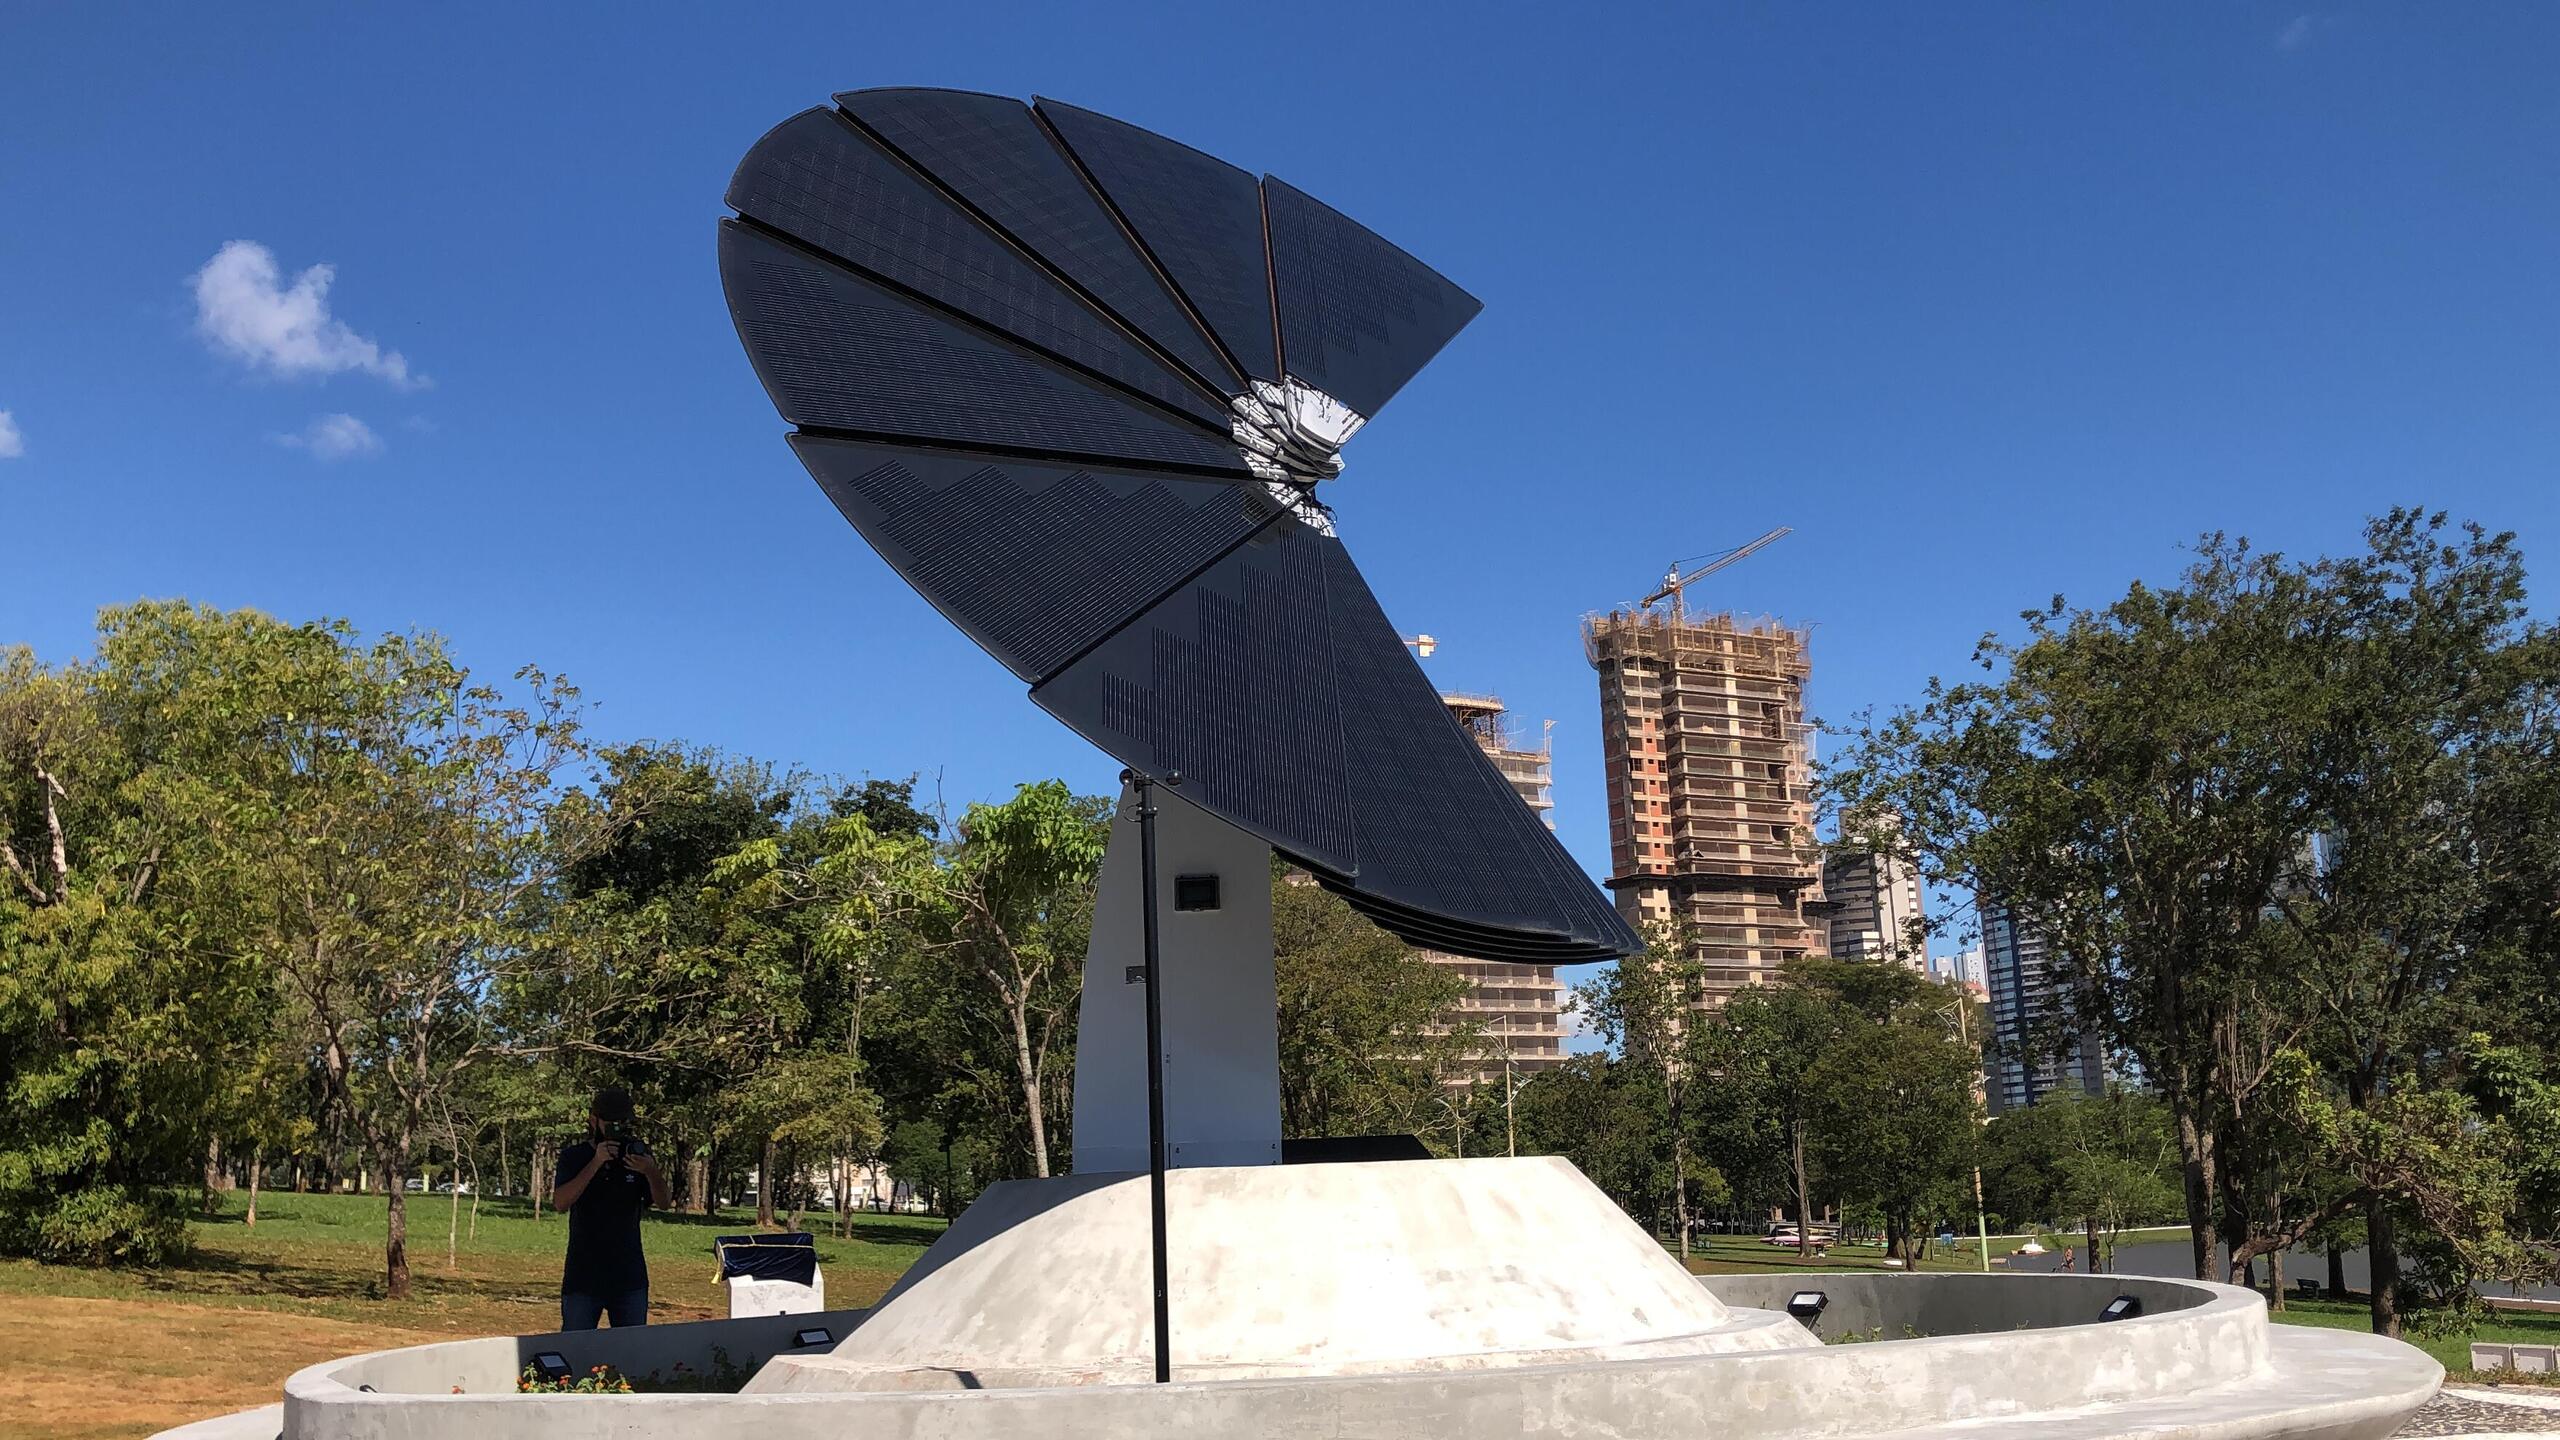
552, 1087, 671, 1329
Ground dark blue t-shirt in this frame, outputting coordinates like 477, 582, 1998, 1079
556, 1139, 652, 1295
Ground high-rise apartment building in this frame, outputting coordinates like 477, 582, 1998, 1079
1931, 943, 1987, 988
1583, 607, 1825, 1002
1420, 693, 1566, 1084
1817, 839, 1927, 968
1978, 901, 2105, 1116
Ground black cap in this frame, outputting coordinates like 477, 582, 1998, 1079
591, 1088, 635, 1124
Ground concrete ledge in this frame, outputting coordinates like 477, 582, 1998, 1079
248, 1274, 2438, 1440
150, 1403, 281, 1440
282, 1306, 872, 1398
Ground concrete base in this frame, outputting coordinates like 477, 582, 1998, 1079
165, 1269, 2441, 1439
748, 1155, 1798, 1391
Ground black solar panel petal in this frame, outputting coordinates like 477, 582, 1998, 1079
1031, 521, 1358, 878
791, 436, 1283, 684
1263, 177, 1485, 420
1314, 537, 1641, 958
838, 88, 1240, 398
720, 221, 1246, 475
1036, 98, 1281, 385
727, 109, 1227, 430
1029, 514, 1639, 961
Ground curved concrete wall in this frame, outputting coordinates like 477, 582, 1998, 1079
1699, 1271, 2214, 1342
249, 1274, 2436, 1440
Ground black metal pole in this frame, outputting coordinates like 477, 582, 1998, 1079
1128, 768, 1173, 1384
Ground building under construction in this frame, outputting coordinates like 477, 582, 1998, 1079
1583, 605, 1826, 1001
1420, 692, 1568, 1085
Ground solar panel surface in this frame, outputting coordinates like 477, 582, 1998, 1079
720, 89, 1640, 966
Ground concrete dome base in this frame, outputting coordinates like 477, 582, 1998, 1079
748, 1155, 1800, 1392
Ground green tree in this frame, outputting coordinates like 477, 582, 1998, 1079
1704, 977, 1849, 1257
542, 743, 799, 1212
704, 794, 934, 1218
1511, 1055, 1716, 1228
2275, 514, 2560, 1332
1983, 1089, 2182, 1272
898, 781, 1105, 1179
1573, 926, 1720, 1256
0, 626, 268, 1261
186, 609, 646, 1298
1806, 1018, 1980, 1263
1272, 872, 1475, 1146
1826, 512, 2559, 1331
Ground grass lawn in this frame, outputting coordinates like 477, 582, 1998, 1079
0, 1189, 945, 1440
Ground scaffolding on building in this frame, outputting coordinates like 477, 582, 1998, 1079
1583, 606, 1827, 1000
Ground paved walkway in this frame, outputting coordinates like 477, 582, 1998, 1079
2399, 1386, 2560, 1436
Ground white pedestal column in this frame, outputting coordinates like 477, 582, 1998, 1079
1071, 782, 1282, 1173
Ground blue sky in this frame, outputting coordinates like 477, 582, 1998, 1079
4, 4, 2556, 954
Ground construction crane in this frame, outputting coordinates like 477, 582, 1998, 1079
1645, 527, 1792, 619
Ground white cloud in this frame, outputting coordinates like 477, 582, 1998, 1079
2276, 14, 2317, 50
0, 410, 21, 459
277, 413, 385, 461
192, 240, 424, 388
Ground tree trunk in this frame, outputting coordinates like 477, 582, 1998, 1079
533, 1138, 556, 1213
2326, 1244, 2348, 1300
2367, 1201, 2401, 1338
2173, 1102, 2216, 1281
786, 1143, 807, 1232
2086, 1216, 2101, 1274
203, 1135, 228, 1211
1792, 1120, 1816, 1260
1009, 1000, 1050, 1179
758, 1139, 778, 1227
383, 1152, 412, 1300
498, 1122, 512, 1200
2268, 1247, 2287, 1312
447, 1166, 462, 1272
1672, 1131, 1692, 1262
688, 1146, 712, 1217
246, 1147, 263, 1228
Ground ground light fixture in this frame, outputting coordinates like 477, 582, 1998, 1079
527, 1352, 572, 1384
1786, 1291, 1829, 1326
2100, 1295, 2143, 1323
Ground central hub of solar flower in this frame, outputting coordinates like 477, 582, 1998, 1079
1231, 378, 1366, 487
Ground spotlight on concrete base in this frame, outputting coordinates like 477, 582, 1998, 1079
2100, 1295, 2143, 1323
528, 1352, 572, 1384
1787, 1290, 1829, 1327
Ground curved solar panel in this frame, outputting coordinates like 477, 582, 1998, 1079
721, 88, 1639, 966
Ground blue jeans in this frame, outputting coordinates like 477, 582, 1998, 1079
561, 1285, 649, 1330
